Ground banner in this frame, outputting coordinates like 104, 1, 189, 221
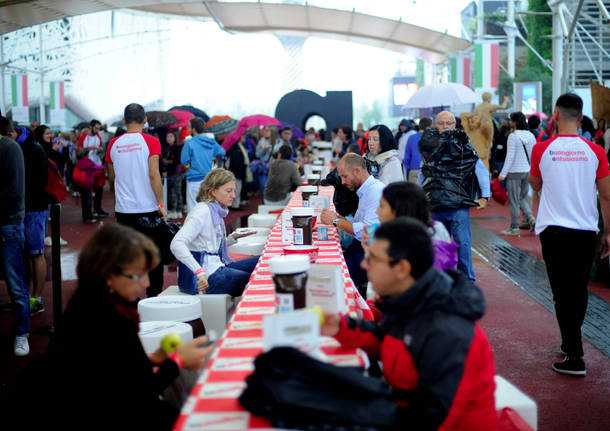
474, 42, 499, 89
49, 81, 66, 127
10, 74, 29, 123
450, 55, 472, 88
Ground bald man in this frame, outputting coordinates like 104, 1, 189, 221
418, 112, 491, 281
321, 153, 385, 290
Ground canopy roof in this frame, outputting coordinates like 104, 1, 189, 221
1, 1, 470, 63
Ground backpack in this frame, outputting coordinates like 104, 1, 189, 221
46, 159, 67, 203
239, 347, 399, 430
72, 165, 87, 188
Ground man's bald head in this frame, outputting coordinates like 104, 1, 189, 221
435, 111, 456, 132
339, 153, 366, 170
338, 153, 368, 191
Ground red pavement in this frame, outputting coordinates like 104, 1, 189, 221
1, 190, 609, 430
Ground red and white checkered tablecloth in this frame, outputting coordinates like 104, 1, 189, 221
173, 186, 371, 431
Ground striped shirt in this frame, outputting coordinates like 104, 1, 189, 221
500, 130, 536, 177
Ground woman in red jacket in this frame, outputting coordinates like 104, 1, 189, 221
322, 218, 498, 431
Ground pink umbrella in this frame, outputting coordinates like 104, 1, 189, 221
238, 114, 281, 128
168, 109, 195, 129
526, 112, 548, 121
222, 125, 248, 151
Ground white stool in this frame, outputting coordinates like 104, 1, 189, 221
248, 213, 278, 228
494, 375, 538, 430
138, 295, 205, 337
257, 204, 284, 214
250, 227, 270, 237
159, 286, 236, 341
138, 321, 193, 354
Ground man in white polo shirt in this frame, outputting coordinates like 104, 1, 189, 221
529, 93, 610, 376
106, 103, 167, 297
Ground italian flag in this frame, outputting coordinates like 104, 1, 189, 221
474, 42, 499, 89
49, 81, 65, 110
11, 74, 28, 108
450, 55, 471, 87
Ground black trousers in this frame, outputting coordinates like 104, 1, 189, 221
344, 240, 367, 292
93, 186, 104, 212
115, 211, 164, 297
539, 226, 597, 358
79, 187, 93, 221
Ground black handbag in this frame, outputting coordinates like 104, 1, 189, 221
136, 214, 181, 265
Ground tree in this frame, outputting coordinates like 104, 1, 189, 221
525, 0, 552, 71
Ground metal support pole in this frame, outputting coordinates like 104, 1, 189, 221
0, 35, 5, 116
39, 25, 45, 123
507, 0, 516, 78
551, 5, 564, 106
477, 0, 484, 41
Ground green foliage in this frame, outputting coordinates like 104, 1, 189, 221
526, 0, 552, 71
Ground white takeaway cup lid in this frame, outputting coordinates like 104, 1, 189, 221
138, 295, 202, 322
300, 185, 318, 193
290, 207, 314, 217
307, 174, 321, 179
269, 255, 310, 274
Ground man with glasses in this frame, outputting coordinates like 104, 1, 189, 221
321, 218, 497, 430
418, 111, 490, 281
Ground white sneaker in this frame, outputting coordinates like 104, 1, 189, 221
44, 236, 52, 246
44, 236, 68, 246
14, 336, 29, 356
59, 237, 68, 246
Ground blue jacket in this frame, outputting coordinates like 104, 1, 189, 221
404, 132, 423, 175
180, 134, 226, 182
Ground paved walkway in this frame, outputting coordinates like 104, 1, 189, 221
1, 191, 609, 430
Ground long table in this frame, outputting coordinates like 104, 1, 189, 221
173, 186, 371, 431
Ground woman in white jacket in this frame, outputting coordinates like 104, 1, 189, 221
170, 168, 258, 296
498, 112, 536, 236
364, 124, 405, 185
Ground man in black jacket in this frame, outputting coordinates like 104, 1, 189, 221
0, 116, 30, 356
418, 112, 490, 281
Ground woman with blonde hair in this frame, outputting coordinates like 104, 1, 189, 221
170, 168, 258, 296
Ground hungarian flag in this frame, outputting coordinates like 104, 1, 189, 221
450, 55, 471, 88
474, 42, 499, 89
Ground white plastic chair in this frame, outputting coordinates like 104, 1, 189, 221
494, 375, 538, 430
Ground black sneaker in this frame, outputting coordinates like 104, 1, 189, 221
30, 299, 45, 316
93, 210, 109, 217
552, 357, 586, 376
84, 218, 98, 224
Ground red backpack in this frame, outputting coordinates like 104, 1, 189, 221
46, 159, 67, 203
72, 164, 88, 188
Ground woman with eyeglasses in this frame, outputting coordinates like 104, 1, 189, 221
11, 223, 212, 429
363, 124, 405, 185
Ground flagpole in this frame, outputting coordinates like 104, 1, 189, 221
39, 24, 46, 124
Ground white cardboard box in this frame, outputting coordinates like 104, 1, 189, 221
305, 264, 346, 314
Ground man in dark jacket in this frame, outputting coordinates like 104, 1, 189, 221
322, 218, 498, 430
0, 116, 30, 356
418, 112, 490, 281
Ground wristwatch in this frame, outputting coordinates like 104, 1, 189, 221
332, 217, 340, 227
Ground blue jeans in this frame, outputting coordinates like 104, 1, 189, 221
431, 207, 475, 280
24, 210, 49, 255
344, 240, 366, 286
177, 251, 205, 295
208, 256, 260, 297
0, 224, 30, 335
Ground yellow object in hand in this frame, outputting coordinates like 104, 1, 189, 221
312, 305, 325, 325
161, 333, 182, 354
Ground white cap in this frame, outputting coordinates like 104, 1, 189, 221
290, 207, 314, 217
138, 321, 193, 354
138, 295, 202, 322
300, 185, 318, 193
269, 255, 310, 274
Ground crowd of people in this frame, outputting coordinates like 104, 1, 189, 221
2, 91, 609, 429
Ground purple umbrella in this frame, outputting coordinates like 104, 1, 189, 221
279, 121, 305, 139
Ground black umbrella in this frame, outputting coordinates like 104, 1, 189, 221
73, 121, 89, 130
146, 111, 178, 128
170, 105, 209, 122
